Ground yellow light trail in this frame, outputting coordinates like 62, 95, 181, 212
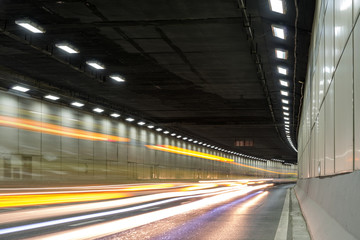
145, 145, 297, 176
0, 115, 129, 142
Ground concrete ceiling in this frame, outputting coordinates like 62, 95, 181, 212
0, 0, 315, 163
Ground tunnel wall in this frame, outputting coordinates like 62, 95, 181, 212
0, 90, 295, 184
296, 0, 360, 239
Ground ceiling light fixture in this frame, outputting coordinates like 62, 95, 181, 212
86, 61, 105, 70
282, 99, 289, 104
269, 0, 285, 14
177, 135, 182, 138
163, 131, 169, 134
55, 43, 79, 54
12, 85, 30, 92
283, 112, 289, 116
271, 25, 285, 39
183, 137, 188, 140
147, 125, 154, 129
283, 106, 289, 111
125, 117, 135, 122
44, 95, 60, 101
275, 49, 288, 59
93, 108, 104, 113
71, 102, 84, 107
279, 80, 289, 87
193, 140, 198, 143
137, 121, 146, 126
156, 128, 162, 132
15, 19, 45, 33
110, 75, 125, 82
281, 90, 289, 96
284, 117, 290, 120
278, 66, 287, 75
110, 113, 120, 118
171, 133, 176, 136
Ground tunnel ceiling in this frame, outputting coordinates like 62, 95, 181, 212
0, 0, 314, 163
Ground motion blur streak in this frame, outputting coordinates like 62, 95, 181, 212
181, 183, 218, 191
27, 184, 272, 240
235, 191, 269, 214
0, 192, 130, 208
145, 145, 234, 162
120, 183, 175, 191
0, 115, 129, 142
0, 183, 240, 224
147, 145, 297, 175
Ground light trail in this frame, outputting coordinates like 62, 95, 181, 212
0, 185, 267, 236
25, 184, 272, 240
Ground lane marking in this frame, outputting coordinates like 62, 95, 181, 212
69, 219, 104, 227
274, 188, 290, 240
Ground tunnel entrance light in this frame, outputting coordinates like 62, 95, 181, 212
55, 43, 79, 54
12, 85, 29, 92
269, 0, 285, 14
279, 80, 289, 87
110, 113, 120, 118
278, 66, 287, 75
275, 49, 288, 59
110, 75, 125, 82
71, 102, 84, 107
125, 117, 135, 122
272, 25, 285, 39
44, 95, 59, 101
86, 61, 105, 70
93, 108, 104, 113
15, 19, 45, 33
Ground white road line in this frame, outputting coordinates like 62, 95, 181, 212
274, 188, 290, 240
69, 219, 104, 227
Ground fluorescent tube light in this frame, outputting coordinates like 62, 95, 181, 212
12, 85, 29, 92
183, 137, 188, 140
15, 19, 45, 33
44, 95, 59, 101
86, 61, 105, 70
110, 113, 120, 118
71, 102, 84, 107
283, 106, 289, 111
284, 112, 289, 116
110, 75, 125, 82
284, 117, 290, 120
282, 99, 289, 104
125, 117, 135, 122
163, 131, 169, 134
170, 133, 176, 136
147, 125, 154, 129
177, 135, 182, 138
137, 121, 145, 126
55, 43, 79, 54
156, 128, 162, 132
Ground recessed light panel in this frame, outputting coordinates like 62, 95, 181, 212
125, 117, 135, 122
279, 80, 289, 87
272, 25, 285, 39
110, 75, 125, 82
275, 49, 288, 59
281, 90, 289, 96
93, 108, 104, 113
44, 95, 59, 101
282, 99, 289, 104
110, 113, 120, 118
284, 112, 289, 116
15, 20, 45, 33
86, 61, 105, 70
12, 85, 29, 92
156, 128, 162, 132
55, 44, 79, 54
269, 0, 285, 14
71, 102, 84, 107
278, 66, 287, 75
147, 125, 154, 129
137, 121, 145, 126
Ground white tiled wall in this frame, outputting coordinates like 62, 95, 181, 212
298, 0, 360, 178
